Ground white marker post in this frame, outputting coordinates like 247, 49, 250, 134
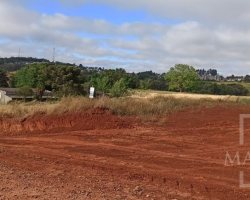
89, 87, 95, 99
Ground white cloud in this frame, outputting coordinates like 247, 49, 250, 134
1, 0, 250, 75
62, 0, 250, 26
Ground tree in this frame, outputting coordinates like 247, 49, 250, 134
89, 69, 128, 96
150, 79, 168, 91
244, 75, 250, 83
0, 69, 9, 87
165, 64, 200, 92
125, 73, 139, 89
14, 63, 85, 98
94, 76, 110, 95
208, 69, 217, 76
100, 68, 128, 86
110, 78, 128, 97
48, 65, 84, 96
15, 63, 47, 99
0, 57, 49, 72
139, 79, 152, 90
18, 86, 33, 101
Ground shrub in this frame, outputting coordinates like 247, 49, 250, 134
110, 78, 128, 97
18, 86, 34, 101
194, 82, 249, 96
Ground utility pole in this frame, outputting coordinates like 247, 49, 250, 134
52, 47, 55, 63
17, 48, 21, 65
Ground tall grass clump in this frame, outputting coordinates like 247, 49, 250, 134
49, 97, 95, 114
0, 95, 249, 119
0, 101, 55, 118
93, 96, 217, 116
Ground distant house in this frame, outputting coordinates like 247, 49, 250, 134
226, 76, 244, 82
0, 88, 53, 104
196, 69, 224, 82
199, 74, 224, 81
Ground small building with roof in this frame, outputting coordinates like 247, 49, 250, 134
0, 88, 53, 104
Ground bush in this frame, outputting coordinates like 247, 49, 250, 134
18, 86, 34, 101
194, 82, 249, 96
110, 78, 128, 97
218, 84, 249, 96
194, 82, 218, 94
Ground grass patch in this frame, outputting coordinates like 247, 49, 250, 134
1, 94, 249, 120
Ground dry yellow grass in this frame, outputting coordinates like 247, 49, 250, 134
0, 98, 95, 118
0, 93, 250, 119
132, 90, 250, 101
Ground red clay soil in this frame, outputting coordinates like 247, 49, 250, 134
0, 108, 134, 135
1, 106, 250, 199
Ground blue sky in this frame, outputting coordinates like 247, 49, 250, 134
28, 1, 147, 24
26, 0, 180, 25
1, 0, 250, 75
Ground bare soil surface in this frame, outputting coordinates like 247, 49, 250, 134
1, 106, 250, 199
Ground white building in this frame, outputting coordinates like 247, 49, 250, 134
0, 89, 12, 104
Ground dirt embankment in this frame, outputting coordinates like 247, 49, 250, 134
0, 108, 135, 134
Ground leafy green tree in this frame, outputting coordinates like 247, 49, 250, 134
139, 79, 152, 90
14, 63, 84, 98
125, 73, 139, 89
15, 63, 47, 99
165, 64, 200, 92
244, 75, 250, 83
9, 73, 16, 88
110, 78, 128, 97
137, 71, 159, 80
102, 68, 127, 85
0, 57, 49, 72
48, 65, 84, 96
150, 79, 168, 91
94, 76, 110, 95
0, 69, 8, 87
15, 63, 44, 88
18, 86, 33, 101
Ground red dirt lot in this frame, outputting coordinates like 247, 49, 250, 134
1, 106, 250, 199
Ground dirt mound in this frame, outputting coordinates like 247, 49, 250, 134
0, 108, 135, 134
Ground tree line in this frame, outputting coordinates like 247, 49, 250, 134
0, 57, 50, 72
0, 60, 249, 97
166, 64, 249, 96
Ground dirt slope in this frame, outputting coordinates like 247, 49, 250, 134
1, 106, 250, 199
0, 108, 134, 135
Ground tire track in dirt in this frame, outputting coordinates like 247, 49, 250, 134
0, 106, 250, 199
